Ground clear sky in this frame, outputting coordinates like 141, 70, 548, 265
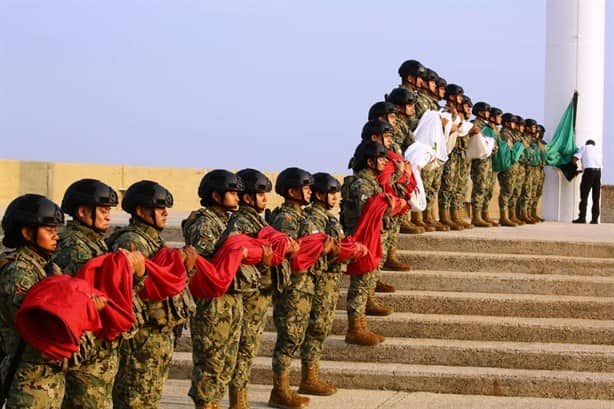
1, 1, 612, 180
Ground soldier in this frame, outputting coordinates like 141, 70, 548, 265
268, 167, 327, 409
181, 170, 245, 409
52, 179, 145, 409
452, 95, 476, 228
385, 87, 424, 235
483, 107, 502, 227
341, 141, 390, 346
519, 119, 539, 224
469, 102, 494, 227
0, 194, 72, 408
221, 168, 277, 409
438, 83, 466, 231
510, 115, 527, 226
533, 125, 547, 222
109, 180, 196, 409
497, 113, 520, 227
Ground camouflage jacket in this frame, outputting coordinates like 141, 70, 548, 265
415, 91, 440, 120
0, 246, 62, 365
51, 221, 109, 276
218, 205, 272, 292
392, 114, 415, 155
303, 202, 346, 274
340, 168, 383, 235
181, 206, 229, 260
399, 83, 420, 130
500, 128, 515, 145
109, 218, 194, 329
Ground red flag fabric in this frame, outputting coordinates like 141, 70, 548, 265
377, 151, 411, 215
291, 233, 327, 273
346, 193, 389, 275
15, 275, 103, 361
257, 226, 290, 266
76, 252, 135, 340
139, 247, 188, 301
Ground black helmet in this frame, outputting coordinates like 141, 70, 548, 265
386, 87, 416, 106
361, 119, 393, 140
436, 76, 447, 88
198, 170, 244, 200
502, 113, 515, 123
489, 107, 503, 117
61, 179, 118, 217
445, 84, 464, 99
398, 60, 425, 78
121, 180, 174, 214
472, 102, 491, 116
368, 102, 396, 120
2, 194, 64, 248
353, 141, 388, 170
537, 124, 546, 135
515, 115, 524, 125
236, 168, 272, 193
311, 172, 341, 194
462, 95, 473, 107
420, 68, 438, 82
524, 118, 537, 127
275, 167, 313, 197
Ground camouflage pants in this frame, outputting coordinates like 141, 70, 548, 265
63, 345, 119, 409
520, 166, 538, 210
484, 170, 497, 210
439, 152, 463, 210
230, 290, 271, 390
422, 165, 444, 210
471, 158, 493, 209
533, 167, 545, 209
375, 230, 391, 290
346, 271, 378, 320
453, 158, 471, 212
301, 273, 341, 367
189, 294, 243, 406
511, 164, 526, 210
497, 163, 518, 211
7, 361, 66, 409
112, 327, 174, 409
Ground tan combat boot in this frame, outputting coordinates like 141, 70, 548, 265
426, 207, 450, 232
499, 208, 517, 227
439, 208, 463, 231
520, 207, 536, 224
212, 402, 221, 409
482, 209, 499, 227
382, 247, 410, 272
345, 315, 382, 346
531, 208, 544, 222
375, 279, 396, 292
298, 363, 337, 396
452, 209, 473, 229
400, 217, 425, 234
268, 372, 309, 409
509, 206, 524, 225
471, 206, 491, 227
365, 296, 393, 316
413, 211, 435, 232
229, 385, 249, 409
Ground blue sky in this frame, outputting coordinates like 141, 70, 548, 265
0, 1, 612, 180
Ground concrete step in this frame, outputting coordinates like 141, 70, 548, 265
176, 332, 614, 373
398, 234, 614, 259
258, 311, 614, 345
161, 379, 614, 409
360, 270, 614, 296
398, 250, 614, 276
169, 354, 614, 400
336, 290, 614, 319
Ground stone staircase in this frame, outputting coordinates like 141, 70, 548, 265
165, 225, 614, 400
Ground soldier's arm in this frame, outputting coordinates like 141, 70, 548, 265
270, 213, 300, 240
184, 217, 219, 259
7, 264, 40, 322
51, 238, 90, 276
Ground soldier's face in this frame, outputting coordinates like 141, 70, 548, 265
376, 156, 388, 172
510, 122, 517, 130
76, 205, 111, 232
327, 192, 340, 209
455, 95, 463, 105
223, 191, 240, 211
438, 87, 445, 99
153, 207, 168, 228
428, 80, 437, 94
404, 104, 415, 116
255, 193, 267, 212
382, 132, 393, 149
302, 185, 312, 203
386, 113, 397, 127
24, 225, 58, 253
463, 104, 471, 116
519, 125, 525, 132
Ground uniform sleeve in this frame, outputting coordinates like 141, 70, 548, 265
270, 213, 300, 240
111, 232, 149, 254
52, 238, 90, 276
183, 217, 219, 258
6, 264, 40, 322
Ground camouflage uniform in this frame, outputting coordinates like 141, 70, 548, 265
340, 169, 383, 320
452, 125, 472, 214
534, 143, 547, 211
416, 92, 443, 217
50, 221, 119, 409
497, 128, 517, 211
269, 203, 318, 374
109, 218, 195, 409
0, 246, 67, 409
182, 207, 242, 407
470, 118, 494, 209
218, 205, 272, 392
510, 129, 526, 212
483, 124, 501, 211
439, 111, 463, 211
300, 202, 345, 367
517, 134, 535, 212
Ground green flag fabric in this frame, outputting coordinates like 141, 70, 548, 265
546, 93, 578, 167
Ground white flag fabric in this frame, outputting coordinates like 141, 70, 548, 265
414, 110, 448, 162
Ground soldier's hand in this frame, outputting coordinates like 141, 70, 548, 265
354, 242, 369, 258
404, 162, 413, 178
182, 245, 198, 272
469, 125, 481, 135
240, 247, 249, 261
92, 295, 107, 311
285, 239, 300, 259
394, 160, 405, 173
440, 116, 449, 128
385, 193, 395, 208
322, 236, 335, 255
126, 250, 146, 277
262, 245, 274, 266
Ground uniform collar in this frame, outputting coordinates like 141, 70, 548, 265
65, 220, 105, 242
129, 217, 162, 241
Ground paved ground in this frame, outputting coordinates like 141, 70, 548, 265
161, 380, 614, 409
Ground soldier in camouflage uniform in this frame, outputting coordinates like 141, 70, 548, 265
268, 167, 334, 409
341, 142, 391, 347
510, 115, 527, 226
470, 102, 495, 227
0, 194, 72, 408
483, 107, 502, 227
385, 87, 424, 235
532, 125, 547, 222
518, 119, 539, 224
182, 170, 245, 409
438, 84, 467, 231
497, 113, 520, 227
109, 180, 196, 409
217, 168, 277, 409
51, 179, 145, 409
